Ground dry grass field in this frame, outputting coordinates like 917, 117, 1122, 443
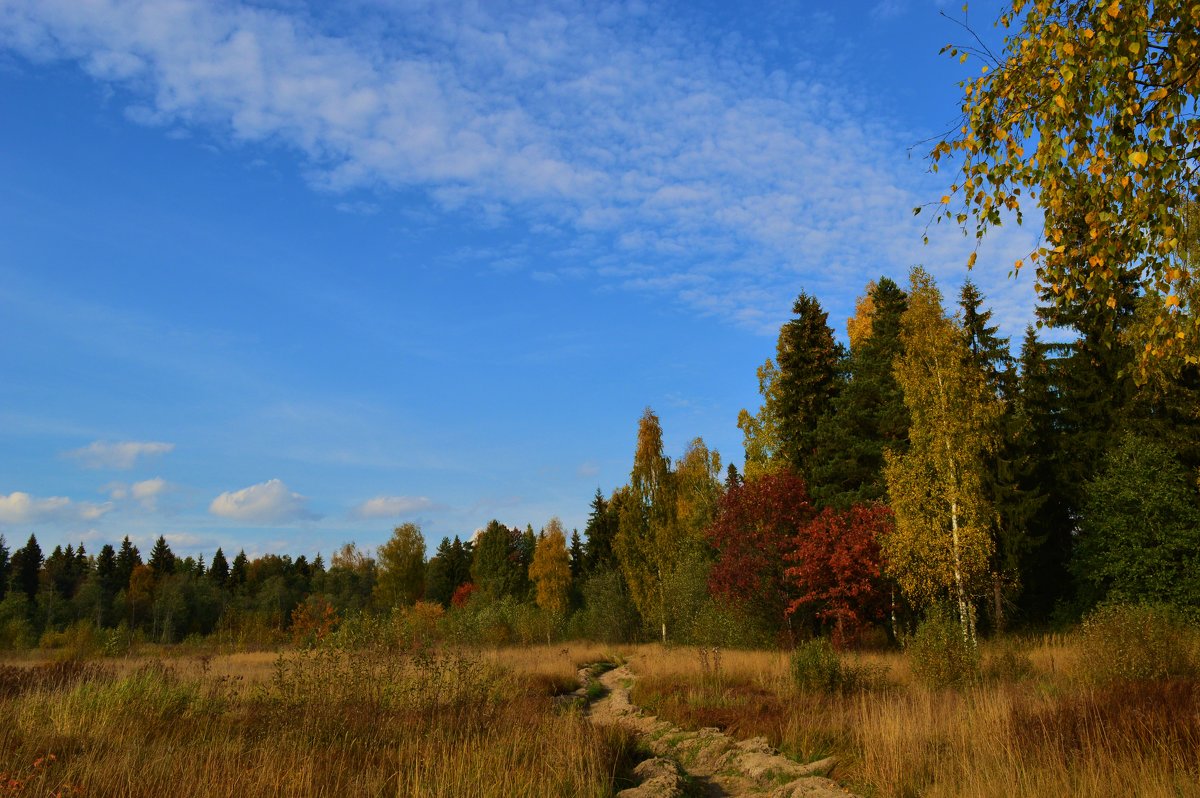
0, 643, 636, 798
627, 637, 1200, 798
2, 627, 1198, 797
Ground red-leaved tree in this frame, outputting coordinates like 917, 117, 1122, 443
707, 470, 814, 639
450, 582, 477, 608
785, 503, 891, 647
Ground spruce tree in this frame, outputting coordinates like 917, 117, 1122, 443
1036, 262, 1139, 514
46, 545, 77, 600
960, 280, 1028, 629
583, 488, 619, 574
115, 536, 141, 593
424, 537, 455, 606
448, 536, 472, 591
230, 550, 248, 589
775, 292, 843, 479
1014, 326, 1073, 619
724, 462, 742, 490
517, 525, 537, 597
10, 534, 43, 601
810, 277, 909, 508
148, 536, 176, 578
95, 544, 118, 613
0, 534, 8, 602
208, 548, 230, 587
568, 530, 585, 580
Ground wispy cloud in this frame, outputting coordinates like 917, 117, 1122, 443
354, 495, 440, 519
66, 440, 174, 470
209, 479, 316, 524
107, 477, 171, 510
0, 0, 1041, 339
0, 491, 112, 524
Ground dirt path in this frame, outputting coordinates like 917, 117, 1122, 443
581, 663, 858, 798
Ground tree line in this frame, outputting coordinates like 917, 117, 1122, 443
1, 264, 1197, 649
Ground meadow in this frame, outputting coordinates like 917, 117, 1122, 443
2, 607, 1198, 798
628, 629, 1200, 797
0, 639, 634, 798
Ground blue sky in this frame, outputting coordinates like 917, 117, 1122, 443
0, 0, 1042, 560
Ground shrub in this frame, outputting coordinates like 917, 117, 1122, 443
687, 599, 774, 649
1078, 602, 1200, 684
907, 606, 980, 687
790, 638, 876, 693
0, 594, 34, 649
567, 569, 641, 643
38, 621, 102, 660
290, 594, 339, 648
1073, 433, 1200, 607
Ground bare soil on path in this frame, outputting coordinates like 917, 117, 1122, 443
580, 663, 859, 798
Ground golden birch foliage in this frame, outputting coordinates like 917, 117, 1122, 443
927, 0, 1200, 373
374, 523, 426, 608
846, 281, 878, 351
882, 268, 1000, 612
615, 407, 678, 641
529, 518, 571, 613
674, 436, 723, 543
737, 359, 785, 480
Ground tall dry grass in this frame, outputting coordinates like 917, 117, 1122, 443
0, 644, 636, 797
629, 638, 1200, 798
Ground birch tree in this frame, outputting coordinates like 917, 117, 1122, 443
529, 518, 571, 614
883, 267, 1001, 643
374, 523, 426, 608
615, 407, 678, 642
927, 0, 1200, 373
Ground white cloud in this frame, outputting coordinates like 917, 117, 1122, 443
105, 476, 170, 510
79, 502, 113, 520
209, 478, 315, 523
66, 440, 174, 469
0, 491, 70, 523
131, 477, 167, 501
354, 495, 438, 519
0, 1, 1043, 339
576, 461, 600, 478
0, 491, 111, 523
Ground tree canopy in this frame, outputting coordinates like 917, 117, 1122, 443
928, 0, 1200, 370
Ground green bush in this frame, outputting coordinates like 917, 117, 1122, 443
1073, 433, 1200, 608
789, 638, 876, 693
566, 569, 641, 643
0, 594, 34, 649
38, 621, 103, 660
791, 638, 843, 693
687, 600, 773, 649
907, 606, 980, 688
1078, 602, 1200, 683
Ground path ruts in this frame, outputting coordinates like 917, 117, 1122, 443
581, 663, 858, 798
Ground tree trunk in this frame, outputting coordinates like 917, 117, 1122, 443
950, 497, 971, 646
991, 572, 1005, 634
